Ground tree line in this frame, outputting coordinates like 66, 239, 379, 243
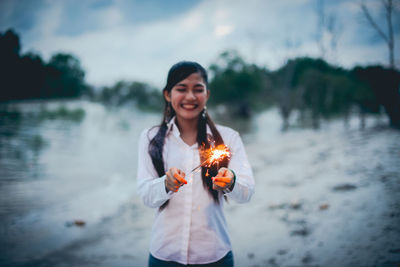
0, 29, 89, 101
1, 29, 400, 129
208, 50, 400, 129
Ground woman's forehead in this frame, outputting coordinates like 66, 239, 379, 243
176, 72, 206, 86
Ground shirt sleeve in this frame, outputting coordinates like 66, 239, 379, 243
136, 129, 173, 208
225, 131, 255, 203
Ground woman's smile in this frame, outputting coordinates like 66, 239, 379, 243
181, 103, 198, 110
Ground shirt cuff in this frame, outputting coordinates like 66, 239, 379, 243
223, 169, 236, 194
224, 176, 254, 203
154, 175, 173, 199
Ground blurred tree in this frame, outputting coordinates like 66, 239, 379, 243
19, 53, 46, 99
352, 66, 400, 128
272, 57, 356, 129
0, 29, 21, 100
0, 29, 20, 57
208, 50, 267, 117
0, 29, 90, 102
99, 80, 162, 111
298, 68, 356, 128
127, 82, 163, 110
271, 59, 302, 130
99, 81, 129, 105
45, 53, 88, 98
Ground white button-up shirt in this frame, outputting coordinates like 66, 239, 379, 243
136, 118, 255, 265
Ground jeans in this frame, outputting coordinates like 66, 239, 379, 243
148, 251, 234, 267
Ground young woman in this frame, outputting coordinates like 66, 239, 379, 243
137, 61, 255, 267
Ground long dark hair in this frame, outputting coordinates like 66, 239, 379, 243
148, 61, 229, 209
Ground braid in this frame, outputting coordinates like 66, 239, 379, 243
148, 121, 169, 210
148, 122, 168, 177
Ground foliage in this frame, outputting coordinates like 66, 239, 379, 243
208, 53, 400, 129
208, 50, 268, 116
0, 29, 90, 102
98, 81, 163, 111
352, 66, 400, 128
45, 54, 87, 98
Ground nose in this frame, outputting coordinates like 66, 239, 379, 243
186, 90, 196, 100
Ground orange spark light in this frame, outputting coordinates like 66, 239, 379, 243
190, 144, 231, 174
201, 144, 231, 168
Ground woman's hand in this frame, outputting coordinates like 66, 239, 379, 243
212, 167, 234, 191
165, 167, 187, 193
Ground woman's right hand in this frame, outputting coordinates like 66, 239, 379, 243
165, 167, 187, 193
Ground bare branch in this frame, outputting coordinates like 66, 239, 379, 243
385, 0, 395, 68
361, 2, 389, 44
386, 0, 394, 45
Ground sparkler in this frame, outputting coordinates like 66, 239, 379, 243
189, 144, 231, 174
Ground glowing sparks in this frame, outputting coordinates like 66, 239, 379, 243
201, 144, 231, 168
190, 144, 231, 174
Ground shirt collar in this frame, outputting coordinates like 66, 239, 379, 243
166, 116, 212, 138
166, 116, 180, 138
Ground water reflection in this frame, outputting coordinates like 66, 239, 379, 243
0, 102, 86, 184
0, 100, 156, 264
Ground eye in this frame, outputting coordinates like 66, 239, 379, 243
175, 88, 186, 92
194, 87, 204, 93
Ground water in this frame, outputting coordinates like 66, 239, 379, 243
0, 100, 159, 265
0, 100, 399, 267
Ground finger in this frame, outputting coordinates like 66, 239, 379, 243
217, 167, 226, 176
171, 177, 181, 186
166, 181, 176, 190
174, 171, 185, 181
173, 172, 187, 184
166, 177, 180, 188
213, 177, 231, 183
213, 183, 226, 190
214, 181, 228, 188
221, 168, 233, 178
222, 167, 229, 176
177, 169, 186, 179
167, 182, 179, 192
166, 180, 177, 186
166, 169, 181, 185
166, 169, 174, 181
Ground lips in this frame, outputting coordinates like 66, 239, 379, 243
181, 104, 198, 110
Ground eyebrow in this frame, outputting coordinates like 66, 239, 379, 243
175, 83, 205, 87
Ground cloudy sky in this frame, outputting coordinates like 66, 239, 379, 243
1, 0, 398, 88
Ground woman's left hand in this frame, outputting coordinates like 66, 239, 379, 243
212, 167, 234, 191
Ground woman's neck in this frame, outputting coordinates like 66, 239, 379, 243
175, 117, 198, 146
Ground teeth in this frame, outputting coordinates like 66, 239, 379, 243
182, 104, 197, 109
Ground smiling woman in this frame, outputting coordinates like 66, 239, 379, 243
136, 61, 255, 266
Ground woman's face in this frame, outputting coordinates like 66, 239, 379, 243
164, 72, 209, 123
